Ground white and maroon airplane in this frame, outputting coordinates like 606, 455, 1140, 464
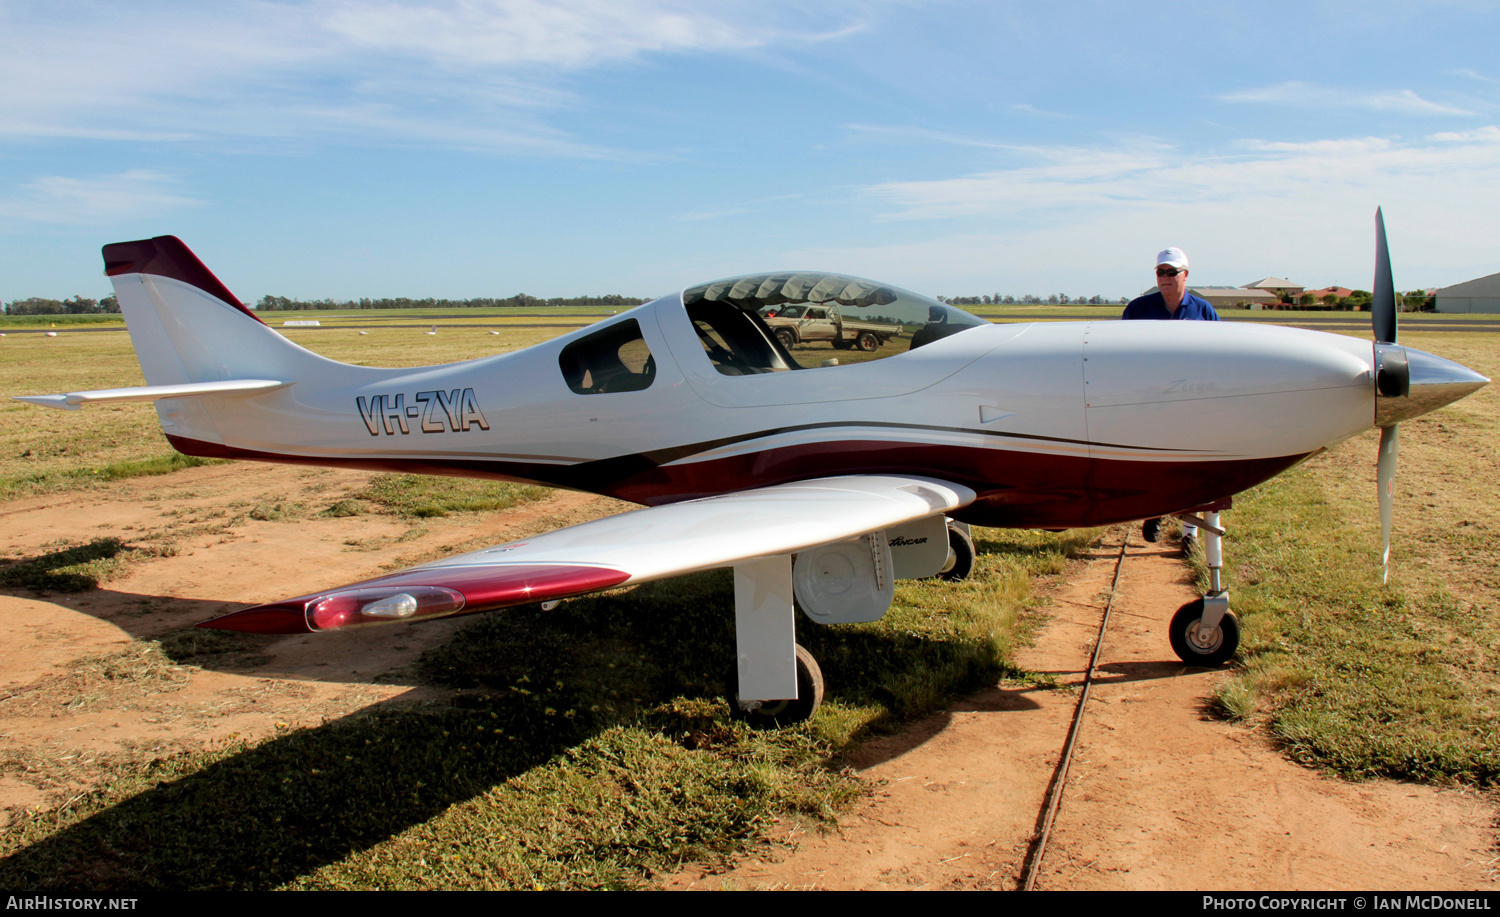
16, 213, 1488, 725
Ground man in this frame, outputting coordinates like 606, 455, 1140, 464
1123, 247, 1218, 553
1121, 247, 1219, 321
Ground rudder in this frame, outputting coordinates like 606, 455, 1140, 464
104, 236, 331, 387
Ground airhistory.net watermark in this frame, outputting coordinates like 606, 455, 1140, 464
5, 899, 136, 910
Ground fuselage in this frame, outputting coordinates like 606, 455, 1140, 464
161, 292, 1397, 529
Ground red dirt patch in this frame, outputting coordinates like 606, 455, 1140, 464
667, 527, 1497, 890
0, 464, 628, 824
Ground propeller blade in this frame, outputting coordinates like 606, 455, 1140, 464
1373, 207, 1397, 344
1377, 423, 1399, 584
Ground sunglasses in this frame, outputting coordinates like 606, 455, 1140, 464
1155, 267, 1186, 277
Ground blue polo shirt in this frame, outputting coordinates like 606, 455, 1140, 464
1121, 290, 1219, 321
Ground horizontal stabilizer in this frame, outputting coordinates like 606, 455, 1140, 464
13, 379, 287, 411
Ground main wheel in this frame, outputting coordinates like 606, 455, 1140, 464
1169, 599, 1240, 667
856, 332, 879, 352
775, 328, 797, 350
937, 522, 976, 582
726, 644, 825, 729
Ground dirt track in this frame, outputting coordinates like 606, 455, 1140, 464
0, 467, 1495, 888
668, 529, 1498, 891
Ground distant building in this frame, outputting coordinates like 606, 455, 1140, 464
1304, 286, 1355, 304
1435, 272, 1500, 313
1243, 277, 1305, 300
1188, 286, 1281, 310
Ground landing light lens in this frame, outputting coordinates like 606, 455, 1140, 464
308, 585, 465, 631
363, 593, 417, 618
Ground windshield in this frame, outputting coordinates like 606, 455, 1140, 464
683, 271, 985, 370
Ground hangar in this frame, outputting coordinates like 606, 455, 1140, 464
1435, 272, 1500, 313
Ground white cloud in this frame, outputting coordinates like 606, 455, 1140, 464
320, 0, 770, 68
1427, 125, 1500, 143
0, 0, 861, 155
864, 129, 1500, 222
816, 127, 1500, 293
1448, 68, 1499, 85
0, 170, 202, 225
842, 123, 1020, 150
863, 142, 1177, 220
1010, 103, 1073, 120
1219, 81, 1476, 117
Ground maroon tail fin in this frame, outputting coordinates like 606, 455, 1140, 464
103, 236, 265, 325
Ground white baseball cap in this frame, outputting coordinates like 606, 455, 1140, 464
1156, 247, 1189, 269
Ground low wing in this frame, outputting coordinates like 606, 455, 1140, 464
203, 475, 975, 634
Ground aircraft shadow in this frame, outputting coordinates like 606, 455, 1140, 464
0, 566, 1032, 889
0, 689, 586, 890
1089, 659, 1215, 683
1017, 659, 1220, 693
0, 582, 457, 688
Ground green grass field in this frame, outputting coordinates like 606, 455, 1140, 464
1, 311, 1496, 888
0, 324, 564, 498
1206, 332, 1500, 784
0, 527, 1089, 890
0, 318, 1095, 888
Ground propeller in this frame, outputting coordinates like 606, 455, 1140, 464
1366, 209, 1489, 583
1372, 207, 1398, 583
1377, 422, 1397, 583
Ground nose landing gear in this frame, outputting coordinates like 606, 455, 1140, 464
1166, 509, 1239, 667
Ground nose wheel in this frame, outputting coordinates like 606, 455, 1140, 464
1168, 596, 1239, 666
1166, 508, 1239, 667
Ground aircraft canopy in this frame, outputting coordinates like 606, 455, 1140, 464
682, 271, 986, 371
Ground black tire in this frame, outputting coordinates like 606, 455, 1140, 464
938, 523, 976, 582
775, 328, 797, 350
1168, 599, 1240, 667
726, 644, 824, 729
856, 332, 879, 352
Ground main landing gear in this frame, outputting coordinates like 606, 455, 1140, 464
722, 517, 976, 728
939, 520, 975, 582
727, 644, 825, 728
1164, 509, 1240, 667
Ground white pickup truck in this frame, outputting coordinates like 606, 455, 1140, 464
761, 304, 902, 352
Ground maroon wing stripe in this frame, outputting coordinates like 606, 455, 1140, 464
102, 236, 265, 325
199, 563, 631, 634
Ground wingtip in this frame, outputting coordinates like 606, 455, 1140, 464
198, 603, 314, 634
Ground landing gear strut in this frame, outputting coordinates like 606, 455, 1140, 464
724, 555, 823, 727
726, 644, 824, 729
721, 515, 970, 727
1167, 509, 1239, 666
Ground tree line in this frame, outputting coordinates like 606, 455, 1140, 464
1260, 290, 1432, 311
254, 294, 650, 311
940, 290, 1436, 311
4, 295, 120, 315
939, 294, 1129, 305
4, 288, 1434, 316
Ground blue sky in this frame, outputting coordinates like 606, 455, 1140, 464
3, 0, 1499, 303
